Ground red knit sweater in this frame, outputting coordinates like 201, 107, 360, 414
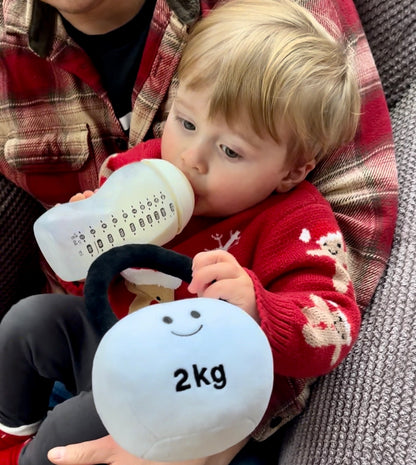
97, 139, 361, 439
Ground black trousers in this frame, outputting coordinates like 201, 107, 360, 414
0, 294, 107, 465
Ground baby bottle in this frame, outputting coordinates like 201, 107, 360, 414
33, 159, 195, 282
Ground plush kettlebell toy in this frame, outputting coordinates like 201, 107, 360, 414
85, 244, 274, 461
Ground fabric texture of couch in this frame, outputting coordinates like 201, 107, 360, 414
0, 175, 45, 315
277, 0, 416, 463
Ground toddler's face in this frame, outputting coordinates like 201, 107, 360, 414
161, 85, 294, 217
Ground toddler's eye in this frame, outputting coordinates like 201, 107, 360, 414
182, 119, 196, 131
220, 144, 240, 159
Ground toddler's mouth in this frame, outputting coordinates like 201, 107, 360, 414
186, 179, 198, 197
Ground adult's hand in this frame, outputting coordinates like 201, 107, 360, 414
48, 435, 247, 465
48, 435, 147, 465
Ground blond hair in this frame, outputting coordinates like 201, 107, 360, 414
178, 0, 361, 163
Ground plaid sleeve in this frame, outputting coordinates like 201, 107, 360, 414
302, 0, 398, 312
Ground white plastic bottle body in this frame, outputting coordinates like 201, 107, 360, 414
34, 160, 194, 281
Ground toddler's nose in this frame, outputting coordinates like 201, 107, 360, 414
181, 145, 208, 174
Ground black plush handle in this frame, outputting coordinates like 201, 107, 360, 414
84, 244, 193, 337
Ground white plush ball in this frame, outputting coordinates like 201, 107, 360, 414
92, 297, 273, 461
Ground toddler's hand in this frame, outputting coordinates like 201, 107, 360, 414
188, 250, 259, 322
69, 189, 98, 202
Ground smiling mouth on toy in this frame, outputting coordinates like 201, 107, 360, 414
171, 325, 203, 337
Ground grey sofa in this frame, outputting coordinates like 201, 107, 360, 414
276, 0, 416, 463
0, 180, 45, 316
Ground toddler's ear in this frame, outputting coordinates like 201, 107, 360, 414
276, 159, 316, 193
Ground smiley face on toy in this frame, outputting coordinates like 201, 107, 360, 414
162, 309, 203, 337
92, 297, 273, 461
